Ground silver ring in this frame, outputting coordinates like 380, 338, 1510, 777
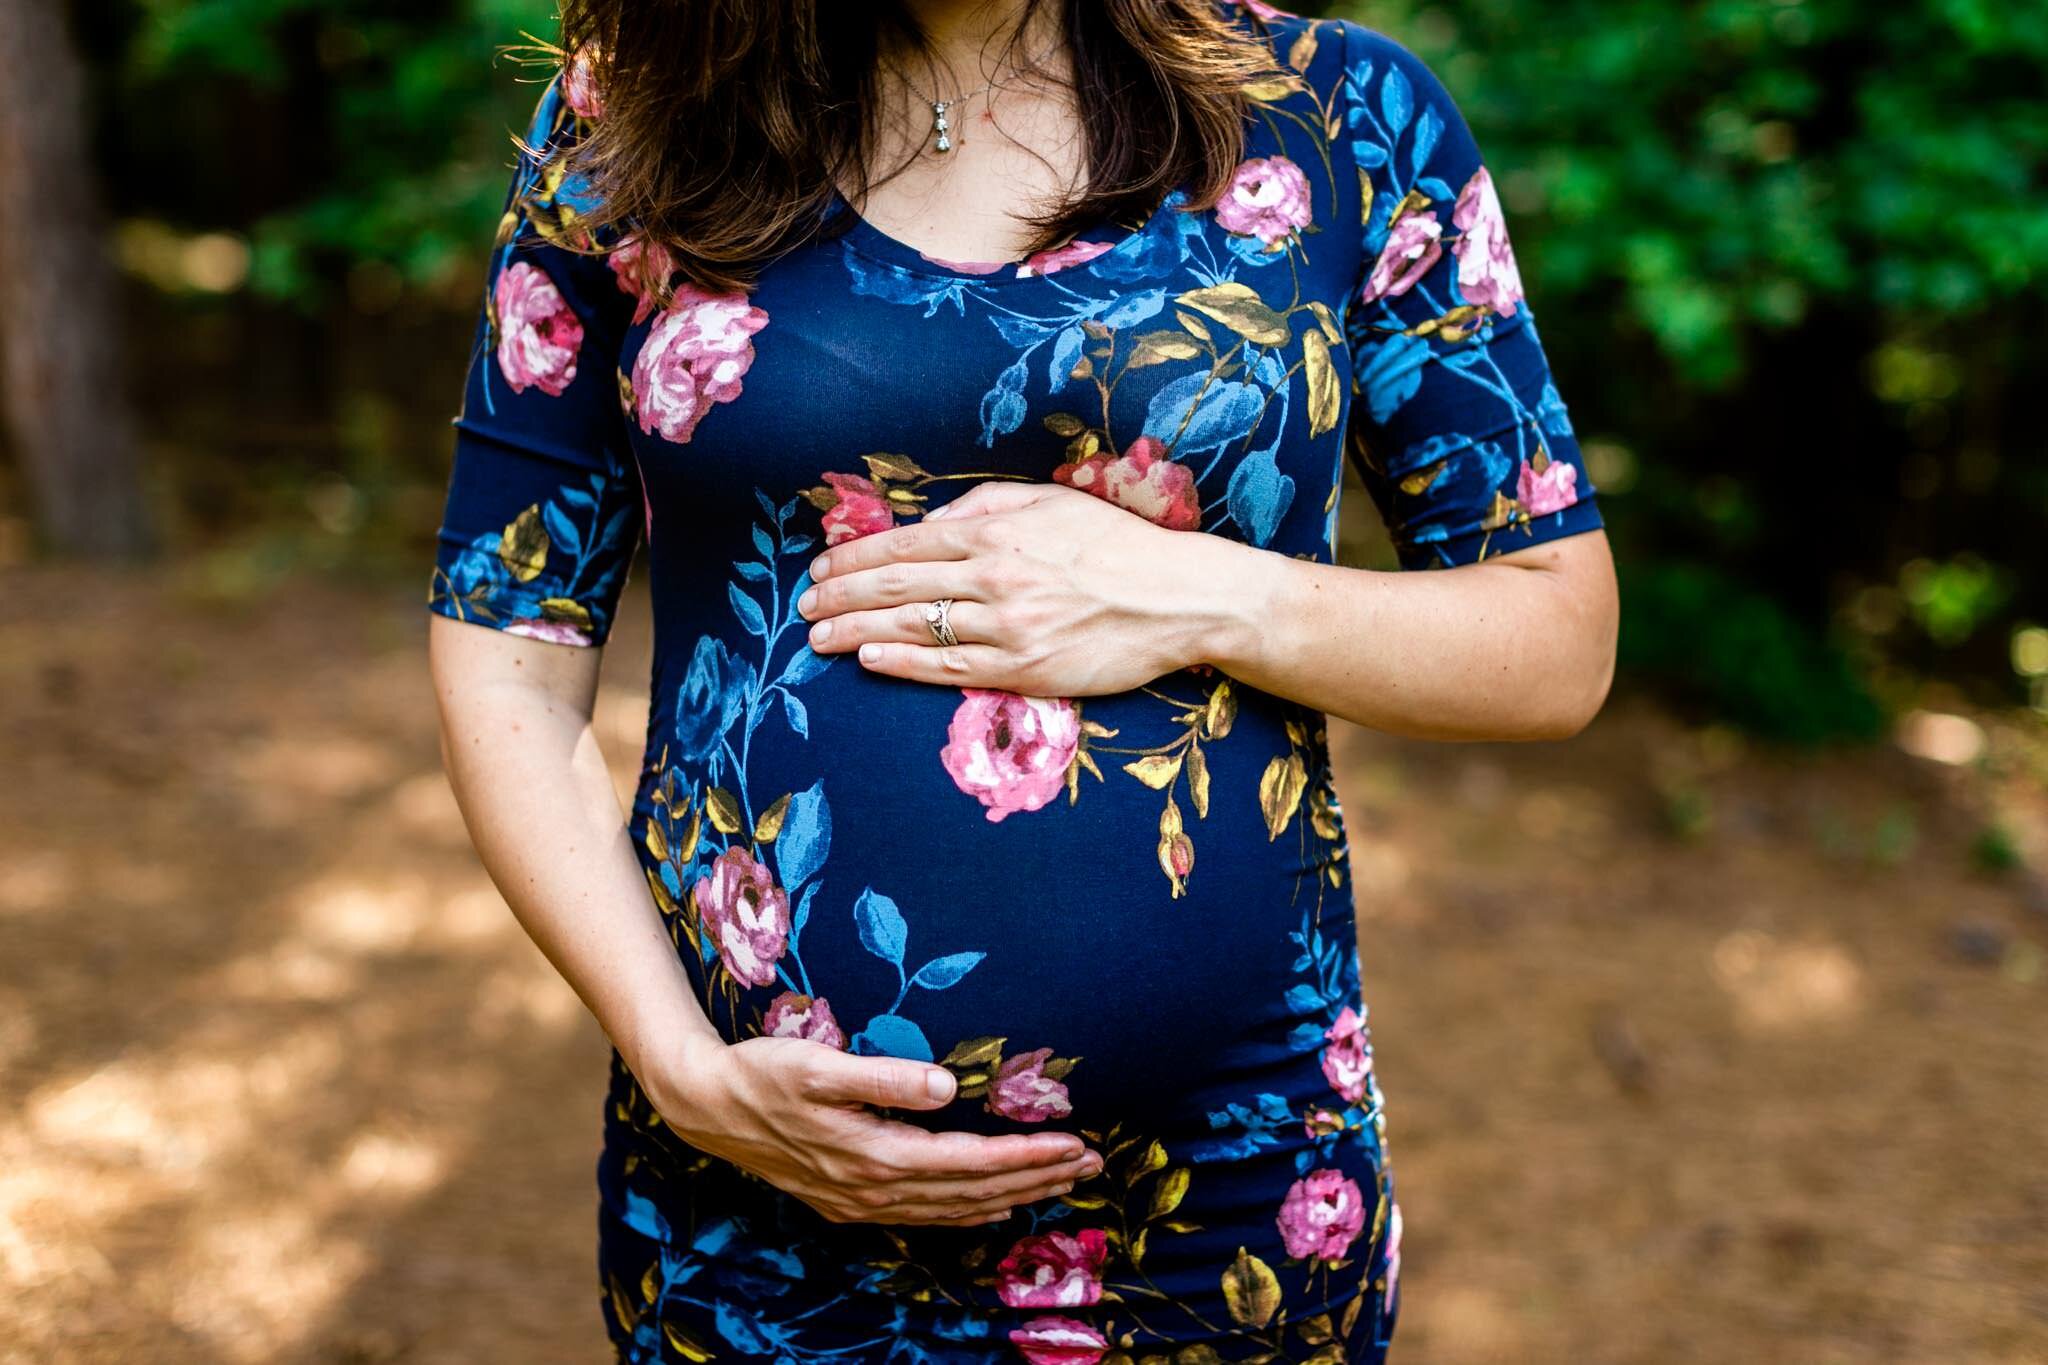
923, 598, 959, 647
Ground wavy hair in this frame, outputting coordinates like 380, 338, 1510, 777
520, 0, 1286, 302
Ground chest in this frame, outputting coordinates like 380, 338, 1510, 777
611, 138, 1362, 562
848, 85, 1091, 269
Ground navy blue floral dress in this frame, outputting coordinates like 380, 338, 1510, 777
428, 4, 1603, 1361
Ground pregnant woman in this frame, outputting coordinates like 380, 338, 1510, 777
427, 0, 1617, 1360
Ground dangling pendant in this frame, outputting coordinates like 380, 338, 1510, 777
930, 100, 952, 154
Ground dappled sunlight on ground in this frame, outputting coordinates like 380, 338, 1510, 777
1709, 929, 1866, 1033
2, 566, 2043, 1362
1334, 698, 2048, 1364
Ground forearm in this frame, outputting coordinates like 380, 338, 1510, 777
432, 661, 719, 1092
1179, 531, 1617, 742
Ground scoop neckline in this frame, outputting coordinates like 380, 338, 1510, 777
825, 184, 1170, 287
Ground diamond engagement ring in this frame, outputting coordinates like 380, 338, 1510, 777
923, 598, 959, 648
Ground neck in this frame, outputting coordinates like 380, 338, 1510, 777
899, 0, 1038, 49
887, 0, 1063, 89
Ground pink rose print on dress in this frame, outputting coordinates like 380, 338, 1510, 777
763, 991, 847, 1048
631, 284, 770, 445
940, 690, 1080, 823
1214, 155, 1312, 248
493, 261, 583, 397
819, 472, 896, 545
1008, 1316, 1110, 1365
562, 46, 604, 120
1361, 210, 1443, 305
608, 233, 677, 326
1276, 1168, 1368, 1263
996, 1228, 1109, 1308
1320, 1005, 1374, 1103
1518, 450, 1579, 516
1052, 435, 1201, 532
691, 846, 791, 988
987, 1048, 1073, 1123
1017, 240, 1113, 278
1451, 166, 1524, 317
504, 617, 592, 647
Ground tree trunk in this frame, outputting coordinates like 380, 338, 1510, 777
0, 0, 153, 560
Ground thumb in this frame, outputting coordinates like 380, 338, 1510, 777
806, 1047, 957, 1110
924, 480, 1046, 522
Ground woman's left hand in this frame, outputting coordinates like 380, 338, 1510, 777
798, 482, 1243, 696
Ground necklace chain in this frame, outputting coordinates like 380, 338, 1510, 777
884, 40, 1058, 156
886, 64, 996, 156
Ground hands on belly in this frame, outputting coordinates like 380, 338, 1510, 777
647, 1032, 1105, 1226
796, 481, 1254, 697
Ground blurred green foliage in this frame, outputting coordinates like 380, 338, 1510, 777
106, 0, 561, 298
1619, 560, 1884, 742
1337, 0, 2048, 386
1324, 0, 2047, 734
79, 0, 2048, 737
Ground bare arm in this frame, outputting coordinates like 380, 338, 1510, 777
429, 612, 714, 1081
794, 482, 1617, 742
427, 614, 1100, 1224
1197, 522, 1618, 742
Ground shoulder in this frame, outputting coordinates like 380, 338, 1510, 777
485, 57, 646, 346
1316, 20, 1474, 172
1208, 1, 1357, 98
504, 52, 632, 254
501, 49, 637, 251
517, 45, 605, 160
1209, 6, 1460, 152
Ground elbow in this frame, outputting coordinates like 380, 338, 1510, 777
1536, 649, 1615, 740
1535, 605, 1619, 739
1526, 539, 1620, 740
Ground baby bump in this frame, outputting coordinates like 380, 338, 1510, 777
631, 659, 1357, 1128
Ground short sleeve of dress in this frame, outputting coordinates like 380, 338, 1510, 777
1335, 25, 1604, 570
426, 71, 645, 648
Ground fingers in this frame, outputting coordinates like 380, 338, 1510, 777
884, 1149, 1103, 1208
798, 558, 974, 621
865, 1121, 1091, 1174
807, 518, 974, 583
808, 1149, 1103, 1227
800, 1049, 959, 1111
807, 599, 998, 654
850, 639, 1008, 685
790, 1128, 1100, 1227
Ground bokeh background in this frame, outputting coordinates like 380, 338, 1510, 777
3, 0, 2045, 1361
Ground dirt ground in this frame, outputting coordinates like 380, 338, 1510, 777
3, 565, 2044, 1365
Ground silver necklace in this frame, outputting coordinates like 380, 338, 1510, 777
891, 68, 997, 155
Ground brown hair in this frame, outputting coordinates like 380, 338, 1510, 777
523, 0, 1285, 302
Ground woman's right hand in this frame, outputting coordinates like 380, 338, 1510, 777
647, 1033, 1104, 1227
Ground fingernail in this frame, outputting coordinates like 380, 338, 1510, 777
811, 553, 832, 577
858, 643, 879, 663
810, 620, 832, 645
797, 588, 818, 615
1081, 1156, 1103, 1176
926, 503, 950, 519
926, 1069, 955, 1102
1055, 1182, 1074, 1196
